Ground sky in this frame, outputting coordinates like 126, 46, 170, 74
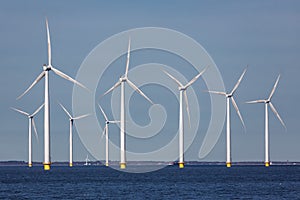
0, 0, 299, 163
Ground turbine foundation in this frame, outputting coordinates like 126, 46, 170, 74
28, 163, 32, 167
179, 162, 184, 168
120, 163, 126, 169
44, 163, 51, 170
105, 163, 109, 167
265, 162, 270, 167
69, 163, 73, 167
226, 162, 231, 168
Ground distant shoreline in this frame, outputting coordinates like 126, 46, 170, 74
1, 161, 299, 167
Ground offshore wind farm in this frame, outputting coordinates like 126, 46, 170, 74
5, 18, 292, 170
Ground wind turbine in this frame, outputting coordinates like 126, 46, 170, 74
84, 154, 90, 166
163, 66, 208, 168
206, 68, 247, 167
59, 103, 90, 167
98, 104, 120, 167
17, 19, 88, 170
11, 104, 44, 167
102, 38, 153, 169
246, 75, 286, 167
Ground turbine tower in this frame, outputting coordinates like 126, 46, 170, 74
206, 68, 247, 167
98, 104, 120, 167
246, 75, 286, 167
17, 19, 87, 170
11, 104, 44, 167
102, 38, 153, 169
59, 103, 90, 167
163, 66, 208, 168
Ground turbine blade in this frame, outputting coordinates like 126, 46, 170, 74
127, 79, 154, 104
109, 120, 120, 123
101, 126, 106, 140
51, 67, 89, 91
231, 97, 246, 130
124, 37, 131, 78
268, 74, 281, 101
205, 90, 227, 96
32, 118, 39, 143
245, 100, 265, 104
184, 90, 191, 128
17, 71, 45, 100
45, 18, 51, 66
231, 67, 247, 95
269, 102, 286, 130
185, 66, 209, 88
58, 102, 72, 119
162, 70, 183, 87
32, 103, 44, 117
101, 81, 121, 98
98, 104, 108, 122
73, 114, 90, 120
11, 107, 29, 116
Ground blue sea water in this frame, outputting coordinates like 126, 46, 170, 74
0, 165, 299, 199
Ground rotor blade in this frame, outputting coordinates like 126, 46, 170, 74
124, 37, 131, 78
32, 103, 44, 117
269, 102, 286, 130
101, 81, 121, 98
97, 104, 108, 122
231, 97, 246, 130
231, 67, 247, 95
17, 71, 45, 100
184, 66, 209, 88
127, 79, 154, 104
58, 102, 72, 119
11, 107, 29, 116
32, 118, 39, 143
51, 67, 89, 91
268, 74, 281, 101
162, 70, 183, 87
245, 100, 265, 104
109, 120, 120, 123
205, 90, 227, 96
45, 18, 51, 66
101, 126, 106, 140
73, 114, 90, 120
184, 90, 191, 128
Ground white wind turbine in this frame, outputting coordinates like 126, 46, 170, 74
206, 68, 247, 167
17, 19, 88, 170
84, 154, 91, 166
102, 38, 153, 169
163, 66, 208, 168
59, 103, 90, 167
246, 75, 286, 167
98, 104, 120, 167
11, 104, 44, 167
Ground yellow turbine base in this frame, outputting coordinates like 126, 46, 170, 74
28, 163, 32, 167
44, 164, 51, 170
265, 162, 270, 167
120, 163, 126, 169
179, 163, 184, 168
105, 163, 109, 167
69, 163, 73, 167
226, 162, 231, 168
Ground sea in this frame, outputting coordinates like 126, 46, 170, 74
0, 165, 299, 199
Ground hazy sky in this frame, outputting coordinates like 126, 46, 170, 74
0, 0, 299, 162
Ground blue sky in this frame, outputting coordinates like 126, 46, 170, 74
0, 0, 299, 162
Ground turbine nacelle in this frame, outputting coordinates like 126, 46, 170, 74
43, 64, 51, 71
120, 77, 127, 82
179, 87, 186, 91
